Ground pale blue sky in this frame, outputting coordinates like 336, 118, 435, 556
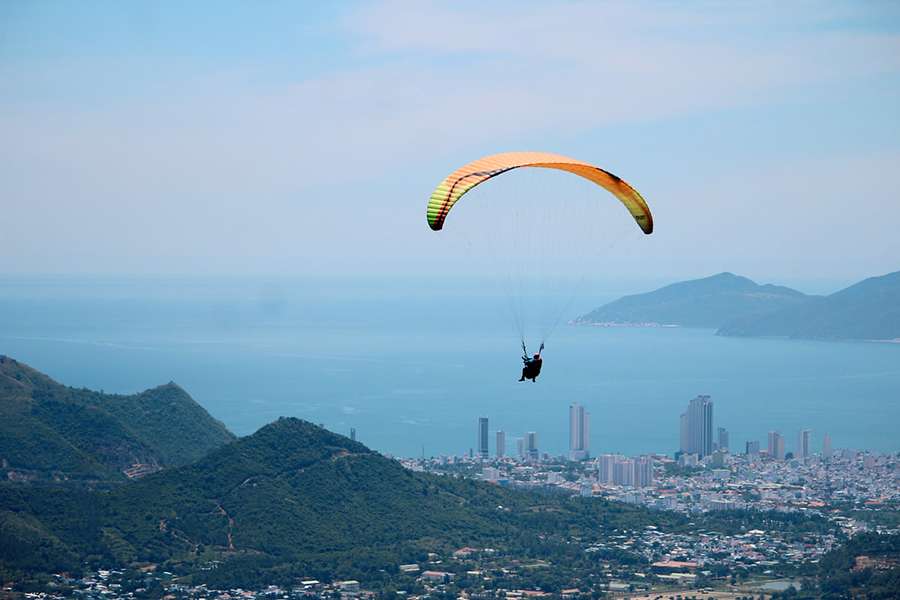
2, 1, 899, 288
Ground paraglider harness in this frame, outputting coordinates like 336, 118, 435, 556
519, 341, 544, 382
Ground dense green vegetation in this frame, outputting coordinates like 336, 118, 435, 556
770, 533, 900, 599
0, 355, 234, 480
578, 272, 810, 328
719, 269, 900, 340
0, 415, 847, 589
0, 418, 671, 586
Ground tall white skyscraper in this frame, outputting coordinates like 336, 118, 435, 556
516, 437, 525, 459
797, 429, 811, 460
634, 457, 654, 488
477, 417, 489, 458
526, 431, 539, 460
680, 395, 713, 457
496, 430, 506, 458
768, 431, 785, 460
597, 454, 616, 483
822, 433, 833, 459
569, 403, 590, 461
613, 457, 635, 486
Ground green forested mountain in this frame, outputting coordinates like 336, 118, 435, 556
0, 417, 669, 585
0, 416, 832, 588
0, 356, 234, 481
719, 270, 900, 340
577, 272, 810, 328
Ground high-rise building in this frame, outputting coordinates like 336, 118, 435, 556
597, 454, 616, 483
516, 438, 525, 459
745, 440, 760, 456
569, 403, 590, 461
797, 429, 811, 460
496, 430, 506, 458
477, 417, 489, 458
350, 428, 356, 442
717, 427, 729, 452
613, 457, 635, 486
680, 395, 714, 457
634, 457, 654, 488
822, 433, 833, 459
526, 431, 539, 460
768, 431, 785, 460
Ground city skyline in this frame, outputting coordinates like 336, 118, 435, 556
465, 398, 837, 464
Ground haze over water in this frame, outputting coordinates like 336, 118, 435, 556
2, 276, 897, 458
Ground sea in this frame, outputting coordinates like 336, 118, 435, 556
1, 276, 898, 458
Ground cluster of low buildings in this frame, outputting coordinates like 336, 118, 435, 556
397, 434, 898, 588
22, 570, 379, 600
402, 444, 898, 522
26, 540, 822, 600
606, 449, 899, 521
593, 525, 840, 573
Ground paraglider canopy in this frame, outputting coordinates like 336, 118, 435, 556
426, 151, 653, 234
425, 151, 655, 368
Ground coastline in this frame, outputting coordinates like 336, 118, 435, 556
571, 320, 680, 328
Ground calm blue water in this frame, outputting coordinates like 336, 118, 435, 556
1, 277, 898, 457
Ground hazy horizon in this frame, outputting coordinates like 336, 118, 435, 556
3, 277, 898, 457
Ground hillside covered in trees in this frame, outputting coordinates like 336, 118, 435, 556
0, 355, 234, 482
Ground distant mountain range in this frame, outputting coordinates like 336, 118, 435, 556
719, 270, 900, 340
577, 272, 811, 329
0, 355, 234, 482
577, 270, 900, 341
